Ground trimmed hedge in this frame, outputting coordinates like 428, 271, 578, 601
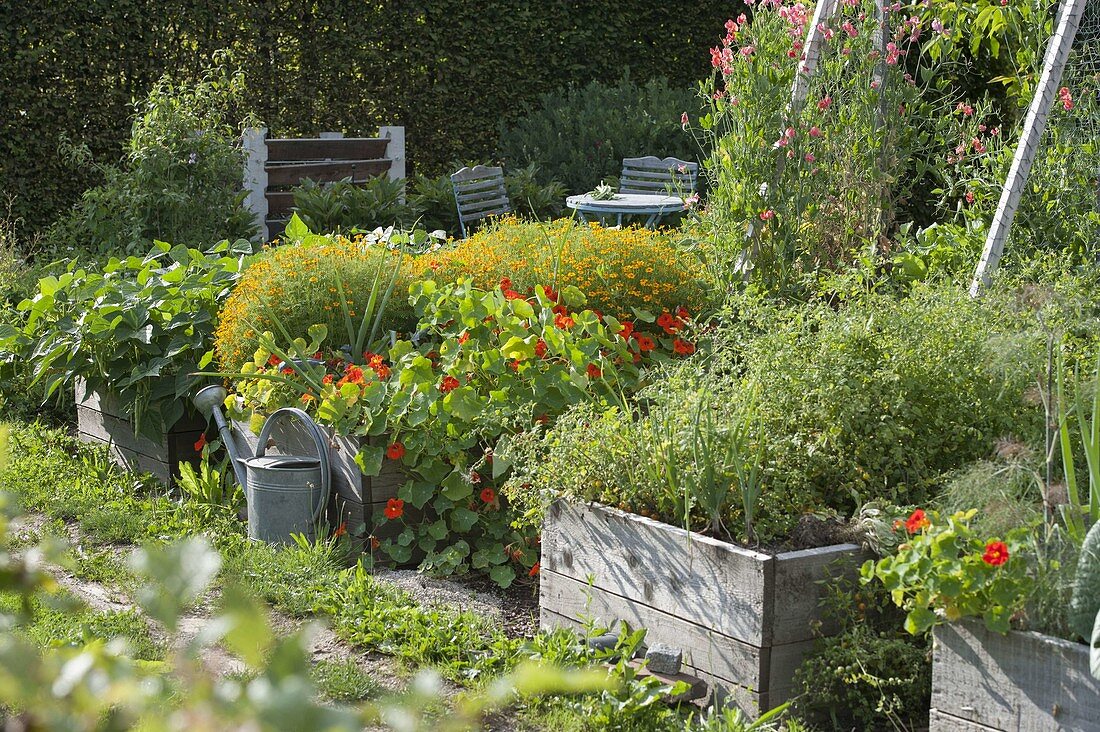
1, 1, 740, 234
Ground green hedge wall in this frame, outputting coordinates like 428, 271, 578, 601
1, 1, 739, 234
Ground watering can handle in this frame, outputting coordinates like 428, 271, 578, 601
255, 407, 332, 525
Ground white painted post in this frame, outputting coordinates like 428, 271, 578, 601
789, 0, 841, 111
970, 0, 1087, 296
242, 126, 269, 240
380, 125, 406, 201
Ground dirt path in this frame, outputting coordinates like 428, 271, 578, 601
8, 511, 407, 691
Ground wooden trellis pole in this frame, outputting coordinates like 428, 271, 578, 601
970, 0, 1088, 296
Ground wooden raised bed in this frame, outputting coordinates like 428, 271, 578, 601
231, 420, 404, 548
540, 499, 870, 715
930, 619, 1100, 731
75, 379, 205, 486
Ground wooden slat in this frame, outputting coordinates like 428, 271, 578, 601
541, 568, 768, 690
266, 192, 295, 218
457, 196, 510, 215
772, 544, 869, 644
543, 500, 773, 645
931, 620, 1100, 731
266, 159, 391, 187
928, 710, 1003, 732
450, 164, 504, 183
266, 138, 388, 162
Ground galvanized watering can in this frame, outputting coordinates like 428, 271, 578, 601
192, 385, 332, 544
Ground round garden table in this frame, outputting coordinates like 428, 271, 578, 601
566, 193, 685, 228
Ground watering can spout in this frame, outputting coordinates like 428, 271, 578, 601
193, 385, 228, 417
192, 384, 249, 490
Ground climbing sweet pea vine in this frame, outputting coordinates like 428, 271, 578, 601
227, 277, 697, 586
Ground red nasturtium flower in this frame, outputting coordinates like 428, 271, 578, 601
384, 498, 405, 520
587, 363, 602, 378
529, 561, 541, 577
543, 285, 559, 303
386, 442, 405, 460
458, 331, 470, 345
499, 277, 513, 290
619, 321, 635, 340
480, 487, 496, 504
440, 375, 461, 393
194, 433, 207, 453
673, 338, 696, 355
554, 313, 575, 330
504, 289, 525, 301
905, 508, 930, 533
267, 354, 281, 367
982, 541, 1009, 566
535, 339, 548, 358
322, 374, 334, 385
369, 535, 381, 550
636, 335, 656, 352
657, 312, 681, 334
332, 522, 347, 539
676, 306, 691, 320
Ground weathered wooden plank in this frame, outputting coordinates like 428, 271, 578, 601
931, 620, 1100, 731
266, 138, 388, 162
929, 709, 1003, 732
772, 544, 869, 644
540, 604, 767, 714
542, 500, 773, 645
265, 191, 295, 218
540, 568, 768, 692
78, 427, 171, 483
265, 159, 391, 187
765, 639, 816, 700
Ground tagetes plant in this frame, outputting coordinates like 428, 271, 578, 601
861, 508, 1031, 635
419, 217, 712, 321
227, 277, 699, 587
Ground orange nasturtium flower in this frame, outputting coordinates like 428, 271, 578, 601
386, 442, 405, 460
904, 509, 930, 534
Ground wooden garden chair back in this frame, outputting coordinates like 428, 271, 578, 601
619, 156, 699, 196
450, 165, 511, 237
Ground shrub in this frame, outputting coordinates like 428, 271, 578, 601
1, 239, 253, 442
514, 283, 1041, 543
421, 217, 713, 320
793, 569, 931, 730
497, 76, 702, 194
722, 285, 1041, 536
289, 176, 420, 234
214, 231, 422, 370
43, 58, 256, 256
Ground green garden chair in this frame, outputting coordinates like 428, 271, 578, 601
451, 165, 511, 237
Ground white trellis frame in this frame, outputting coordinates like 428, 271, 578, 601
969, 0, 1089, 295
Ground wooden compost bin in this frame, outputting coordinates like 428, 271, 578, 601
231, 420, 404, 549
540, 499, 870, 714
75, 378, 205, 485
930, 620, 1100, 731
